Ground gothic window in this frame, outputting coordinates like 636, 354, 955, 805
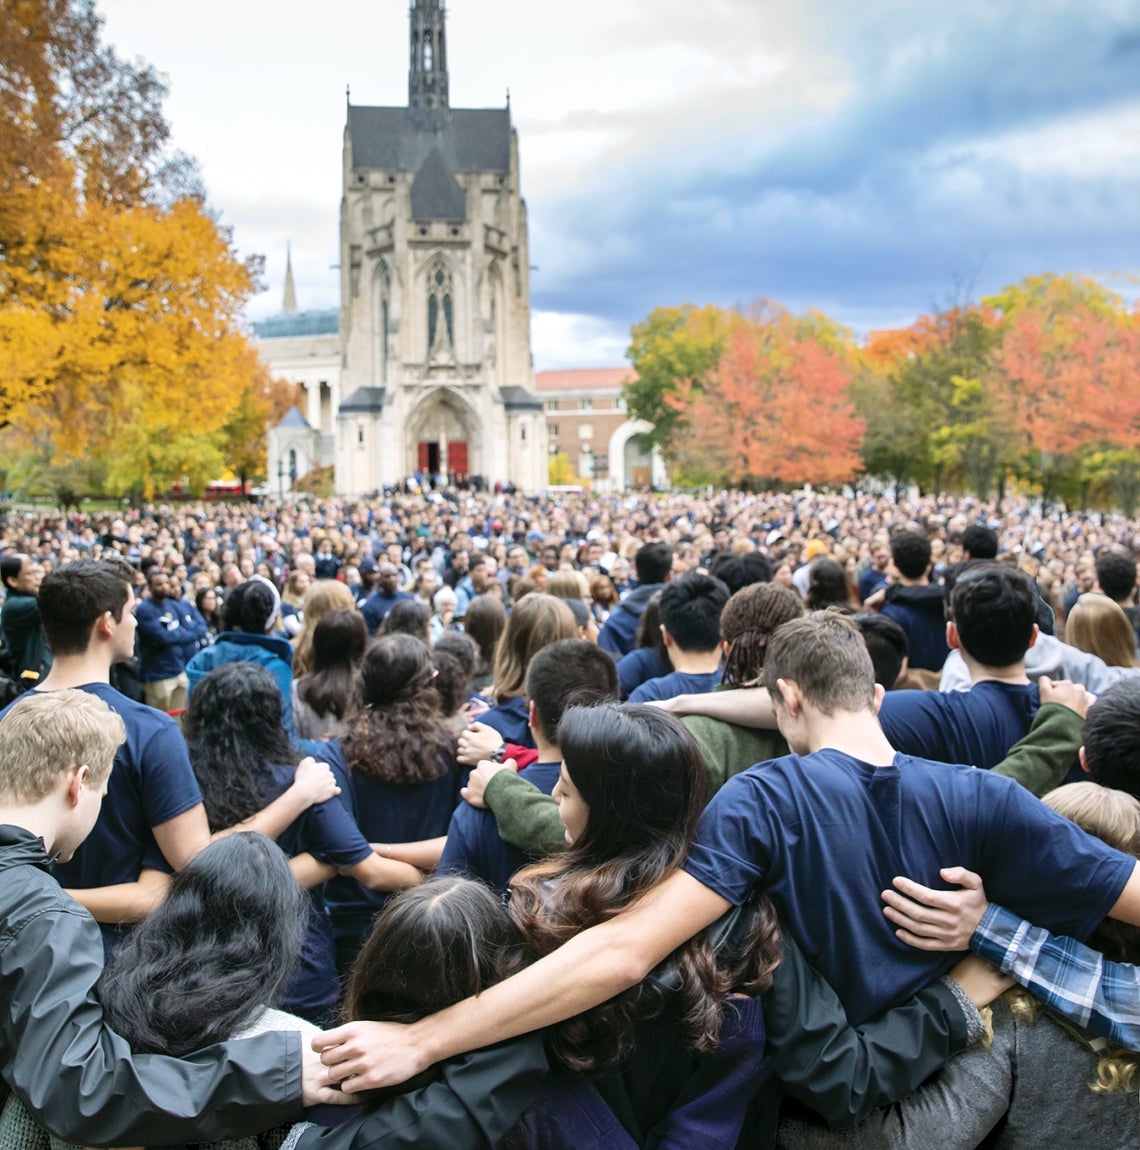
427, 259, 454, 355
423, 35, 434, 70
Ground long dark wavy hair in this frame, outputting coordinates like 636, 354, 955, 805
97, 833, 307, 1055
184, 662, 296, 831
509, 704, 781, 1074
296, 608, 368, 724
341, 634, 456, 784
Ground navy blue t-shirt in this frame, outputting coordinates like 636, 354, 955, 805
268, 763, 372, 1025
479, 695, 535, 749
629, 669, 722, 705
683, 749, 1134, 1025
616, 647, 670, 700
438, 761, 562, 895
877, 680, 1039, 769
321, 738, 463, 923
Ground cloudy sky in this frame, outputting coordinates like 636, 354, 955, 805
100, 0, 1140, 369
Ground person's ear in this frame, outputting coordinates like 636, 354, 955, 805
94, 611, 116, 641
527, 698, 540, 734
1078, 745, 1090, 775
660, 624, 675, 649
871, 682, 886, 715
946, 620, 961, 651
65, 764, 90, 809
1026, 624, 1039, 651
775, 677, 802, 717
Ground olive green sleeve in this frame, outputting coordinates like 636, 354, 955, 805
991, 702, 1083, 796
482, 770, 567, 858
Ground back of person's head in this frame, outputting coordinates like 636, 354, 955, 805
708, 551, 773, 596
854, 612, 910, 690
185, 663, 292, 830
720, 582, 803, 688
658, 572, 729, 653
379, 598, 431, 643
433, 629, 479, 674
342, 877, 517, 1025
948, 563, 1037, 668
431, 649, 470, 718
764, 610, 876, 716
889, 530, 931, 580
0, 690, 124, 804
0, 553, 26, 592
556, 703, 706, 869
222, 578, 278, 635
525, 639, 618, 745
491, 593, 577, 703
1082, 680, 1140, 800
589, 574, 619, 608
547, 569, 586, 600
38, 560, 130, 656
303, 578, 357, 621
298, 609, 369, 723
1095, 552, 1138, 605
961, 524, 999, 560
98, 833, 307, 1056
634, 541, 673, 586
345, 634, 452, 783
805, 558, 850, 611
1065, 592, 1137, 668
463, 593, 506, 672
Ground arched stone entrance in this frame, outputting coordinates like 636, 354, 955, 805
406, 388, 480, 482
607, 419, 668, 490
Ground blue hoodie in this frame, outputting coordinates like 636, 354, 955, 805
186, 631, 295, 734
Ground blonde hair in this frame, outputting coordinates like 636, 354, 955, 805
491, 593, 577, 703
547, 570, 587, 600
1065, 593, 1138, 669
293, 580, 359, 676
1003, 782, 1140, 1094
0, 691, 125, 803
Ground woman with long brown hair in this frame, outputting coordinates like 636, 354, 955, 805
322, 634, 463, 972
292, 579, 357, 677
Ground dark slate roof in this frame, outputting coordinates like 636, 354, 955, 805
411, 147, 467, 220
349, 106, 511, 173
253, 309, 340, 339
339, 387, 387, 414
275, 406, 311, 430
500, 386, 542, 412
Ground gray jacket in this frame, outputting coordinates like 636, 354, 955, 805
0, 825, 302, 1144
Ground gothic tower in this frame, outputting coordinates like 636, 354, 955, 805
335, 0, 545, 494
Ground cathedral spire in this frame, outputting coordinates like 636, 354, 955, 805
408, 0, 450, 132
282, 242, 298, 315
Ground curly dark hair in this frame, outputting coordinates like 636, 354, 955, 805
509, 704, 780, 1074
342, 634, 456, 784
183, 663, 295, 832
97, 833, 307, 1055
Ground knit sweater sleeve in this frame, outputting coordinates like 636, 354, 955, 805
990, 702, 1083, 796
482, 771, 567, 857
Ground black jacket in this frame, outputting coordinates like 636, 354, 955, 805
0, 825, 302, 1144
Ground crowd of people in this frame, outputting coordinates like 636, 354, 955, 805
1, 484, 1139, 1149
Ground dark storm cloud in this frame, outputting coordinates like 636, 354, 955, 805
528, 0, 1140, 332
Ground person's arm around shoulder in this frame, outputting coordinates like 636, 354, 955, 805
989, 676, 1090, 796
314, 868, 733, 1092
1, 900, 322, 1143
64, 867, 170, 924
652, 686, 777, 728
474, 762, 566, 857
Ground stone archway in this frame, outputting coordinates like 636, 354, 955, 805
607, 419, 668, 490
406, 388, 481, 481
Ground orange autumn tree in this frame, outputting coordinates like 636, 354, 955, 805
985, 275, 1140, 500
672, 302, 864, 487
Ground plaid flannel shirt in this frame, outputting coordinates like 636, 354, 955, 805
972, 902, 1140, 1051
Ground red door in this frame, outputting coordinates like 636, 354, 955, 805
417, 442, 432, 473
448, 441, 468, 475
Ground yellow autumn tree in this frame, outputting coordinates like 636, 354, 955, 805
0, 0, 266, 499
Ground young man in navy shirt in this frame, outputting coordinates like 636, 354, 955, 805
314, 611, 1140, 1092
0, 560, 336, 955
627, 572, 729, 703
598, 542, 673, 657
437, 639, 618, 894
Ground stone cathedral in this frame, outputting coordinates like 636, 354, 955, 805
319, 0, 545, 494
